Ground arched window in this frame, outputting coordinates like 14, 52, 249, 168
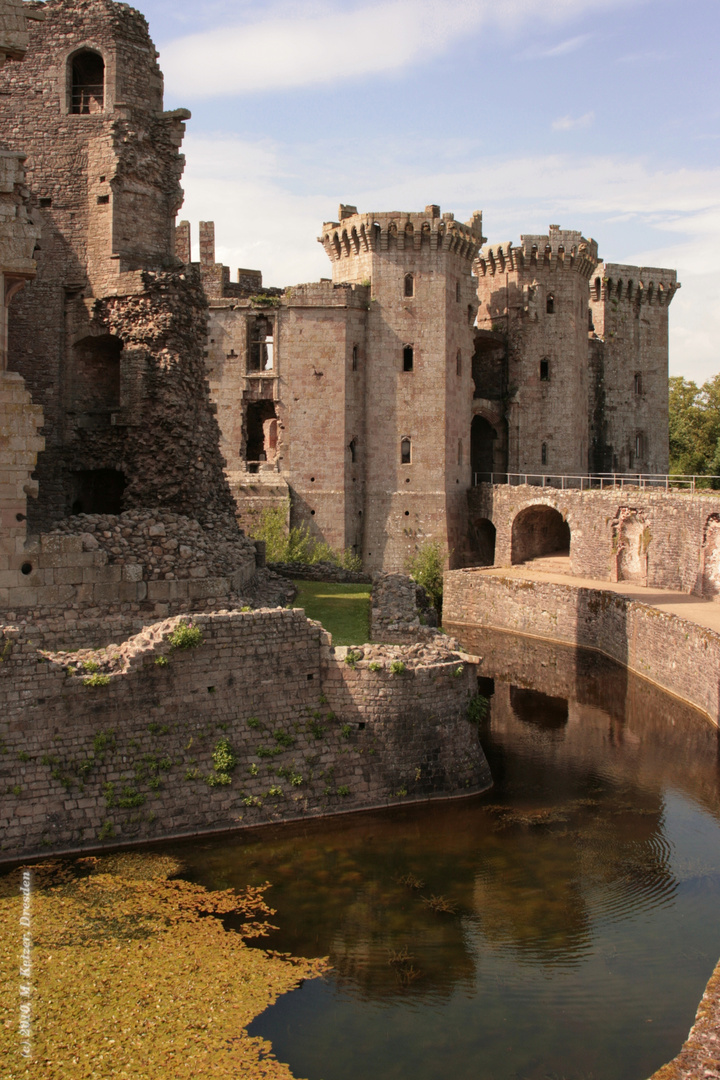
541, 442, 548, 466
403, 345, 414, 372
70, 50, 105, 114
456, 349, 462, 376
546, 294, 555, 315
401, 437, 412, 465
404, 273, 414, 298
540, 358, 549, 381
634, 372, 642, 395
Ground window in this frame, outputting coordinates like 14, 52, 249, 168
540, 359, 549, 381
70, 50, 104, 114
594, 277, 601, 300
457, 438, 463, 466
546, 294, 555, 314
468, 304, 474, 327
456, 281, 461, 302
404, 273, 414, 298
401, 437, 412, 465
352, 344, 358, 371
634, 372, 642, 395
456, 350, 462, 376
349, 438, 357, 464
248, 316, 274, 372
403, 345, 414, 372
541, 442, 547, 466
635, 432, 644, 460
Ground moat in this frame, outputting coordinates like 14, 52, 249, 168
149, 632, 720, 1080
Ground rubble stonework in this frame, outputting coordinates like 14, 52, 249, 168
370, 572, 438, 643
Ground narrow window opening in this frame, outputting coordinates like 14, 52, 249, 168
635, 433, 644, 460
456, 281, 461, 302
546, 294, 555, 315
594, 276, 601, 300
456, 349, 462, 376
634, 372, 642, 395
541, 442, 548, 466
468, 304, 474, 326
404, 273, 414, 298
248, 316, 274, 372
70, 50, 105, 114
39, 197, 52, 208
401, 437, 412, 465
540, 359, 549, 381
97, 194, 109, 205
457, 438, 463, 466
352, 344, 358, 371
403, 345, 414, 372
349, 438, 357, 464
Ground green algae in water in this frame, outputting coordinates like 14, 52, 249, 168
164, 637, 720, 1080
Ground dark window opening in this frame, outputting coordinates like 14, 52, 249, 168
546, 294, 555, 314
456, 281, 461, 302
540, 359, 549, 381
69, 469, 125, 516
471, 416, 497, 480
403, 345, 414, 372
246, 400, 278, 462
468, 304, 474, 326
352, 344, 358, 371
401, 437, 412, 465
248, 315, 274, 372
594, 276, 601, 300
541, 442, 547, 465
349, 438, 357, 464
70, 50, 104, 114
457, 438, 463, 466
456, 350, 462, 376
404, 273, 414, 298
39, 197, 52, 208
634, 372, 642, 395
72, 333, 123, 414
635, 432, 644, 459
97, 194, 109, 205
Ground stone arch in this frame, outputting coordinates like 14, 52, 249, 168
469, 517, 496, 567
613, 507, 648, 583
700, 514, 720, 598
511, 504, 570, 565
69, 48, 105, 114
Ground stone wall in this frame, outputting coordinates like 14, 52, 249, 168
443, 568, 720, 724
370, 571, 437, 642
0, 609, 490, 859
470, 483, 720, 594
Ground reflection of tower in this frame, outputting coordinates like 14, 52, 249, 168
475, 226, 598, 476
320, 204, 484, 570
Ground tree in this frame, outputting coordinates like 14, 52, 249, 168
669, 374, 720, 481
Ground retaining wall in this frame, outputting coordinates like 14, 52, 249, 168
0, 608, 489, 859
443, 568, 720, 724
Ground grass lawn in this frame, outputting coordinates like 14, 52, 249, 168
292, 580, 371, 645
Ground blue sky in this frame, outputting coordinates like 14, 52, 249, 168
137, 0, 718, 381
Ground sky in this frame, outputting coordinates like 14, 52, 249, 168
136, 0, 718, 382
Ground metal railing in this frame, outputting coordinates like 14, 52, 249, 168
71, 85, 104, 114
473, 472, 720, 493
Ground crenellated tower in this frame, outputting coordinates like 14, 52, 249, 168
588, 263, 679, 474
320, 204, 484, 570
475, 226, 598, 476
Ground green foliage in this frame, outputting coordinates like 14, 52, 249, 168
83, 674, 110, 688
212, 738, 237, 784
82, 659, 100, 673
168, 621, 203, 651
389, 660, 406, 675
405, 540, 446, 613
93, 730, 116, 760
17, 750, 30, 762
273, 730, 295, 748
267, 785, 283, 797
116, 786, 146, 809
256, 744, 283, 758
97, 821, 115, 841
669, 374, 720, 482
340, 724, 352, 739
249, 293, 281, 307
467, 693, 490, 724
454, 666, 465, 678
249, 763, 259, 776
9, 784, 21, 797
247, 717, 261, 729
154, 656, 169, 667
148, 722, 169, 736
344, 650, 361, 667
368, 661, 382, 672
336, 785, 350, 797
247, 500, 362, 569
307, 720, 325, 739
184, 767, 201, 781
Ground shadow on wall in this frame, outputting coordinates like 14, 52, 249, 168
511, 504, 570, 564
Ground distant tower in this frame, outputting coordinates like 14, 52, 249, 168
475, 226, 598, 476
588, 263, 679, 474
320, 204, 484, 570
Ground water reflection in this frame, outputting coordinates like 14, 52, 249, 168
164, 634, 720, 1080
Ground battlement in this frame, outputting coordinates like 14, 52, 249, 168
591, 262, 680, 307
320, 204, 484, 264
475, 226, 599, 279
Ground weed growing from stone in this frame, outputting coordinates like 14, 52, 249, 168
209, 738, 237, 786
247, 717, 261, 729
336, 785, 350, 797
340, 724, 352, 739
467, 693, 490, 724
83, 674, 111, 687
154, 656, 168, 667
390, 660, 406, 675
368, 661, 382, 672
454, 666, 464, 677
167, 621, 203, 651
274, 730, 294, 748
249, 763, 259, 776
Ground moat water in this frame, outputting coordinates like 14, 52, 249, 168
164, 631, 720, 1080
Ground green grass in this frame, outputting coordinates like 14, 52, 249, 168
292, 581, 371, 645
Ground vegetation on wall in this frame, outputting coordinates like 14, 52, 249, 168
249, 502, 361, 569
669, 374, 720, 482
405, 540, 445, 614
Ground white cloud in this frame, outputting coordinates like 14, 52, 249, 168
179, 135, 720, 380
160, 0, 640, 97
552, 111, 595, 131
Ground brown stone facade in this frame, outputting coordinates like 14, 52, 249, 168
0, 609, 490, 859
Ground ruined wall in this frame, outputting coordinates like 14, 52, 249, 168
0, 609, 490, 858
1, 0, 236, 533
588, 264, 677, 475
469, 483, 720, 595
475, 227, 598, 477
370, 571, 438, 643
443, 569, 720, 724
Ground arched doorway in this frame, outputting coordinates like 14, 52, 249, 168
470, 517, 496, 566
471, 416, 496, 480
511, 505, 570, 565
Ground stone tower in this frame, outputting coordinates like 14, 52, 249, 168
320, 204, 484, 570
1, 0, 236, 530
475, 226, 599, 476
588, 263, 679, 474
